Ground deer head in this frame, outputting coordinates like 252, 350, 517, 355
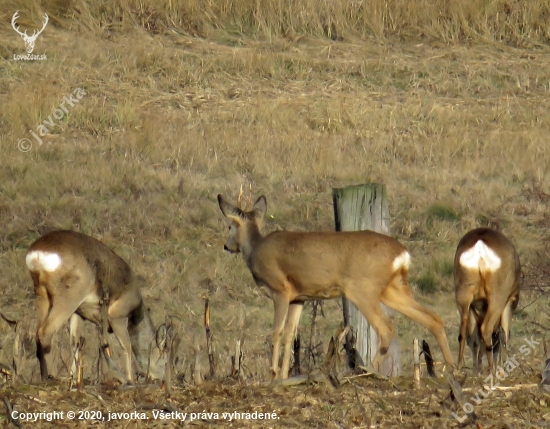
218, 193, 267, 255
12, 11, 49, 54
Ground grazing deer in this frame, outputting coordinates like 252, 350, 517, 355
454, 228, 521, 373
26, 230, 166, 383
217, 193, 455, 380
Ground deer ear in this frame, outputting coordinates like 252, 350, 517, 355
252, 195, 267, 219
218, 195, 243, 224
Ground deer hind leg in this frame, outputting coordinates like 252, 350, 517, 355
345, 286, 395, 373
476, 340, 484, 371
456, 303, 471, 370
270, 292, 290, 380
381, 280, 455, 368
498, 297, 516, 365
480, 300, 506, 374
279, 302, 304, 379
492, 329, 502, 367
35, 285, 51, 379
455, 285, 475, 370
467, 308, 482, 373
36, 295, 81, 380
467, 333, 481, 374
69, 314, 82, 378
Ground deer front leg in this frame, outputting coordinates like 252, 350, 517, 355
271, 292, 290, 380
110, 317, 134, 383
280, 302, 304, 379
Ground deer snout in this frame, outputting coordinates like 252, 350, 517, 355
223, 244, 239, 254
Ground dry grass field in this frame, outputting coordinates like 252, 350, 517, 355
1, 0, 550, 427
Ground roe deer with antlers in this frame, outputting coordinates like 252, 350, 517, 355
454, 228, 521, 373
26, 230, 166, 382
218, 193, 455, 380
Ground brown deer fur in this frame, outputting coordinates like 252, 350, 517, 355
454, 228, 521, 373
26, 230, 166, 382
218, 194, 455, 380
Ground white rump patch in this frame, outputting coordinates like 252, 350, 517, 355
26, 250, 62, 272
459, 240, 501, 272
392, 250, 411, 272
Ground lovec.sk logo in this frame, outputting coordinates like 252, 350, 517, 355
12, 11, 48, 61
451, 335, 541, 423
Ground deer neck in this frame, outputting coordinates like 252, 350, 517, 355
240, 224, 263, 268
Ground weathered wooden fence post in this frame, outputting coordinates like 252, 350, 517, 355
332, 183, 401, 377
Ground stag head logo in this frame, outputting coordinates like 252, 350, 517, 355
12, 11, 49, 54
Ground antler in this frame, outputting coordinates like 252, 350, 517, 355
33, 13, 49, 38
244, 184, 253, 211
236, 184, 253, 211
237, 184, 244, 210
11, 11, 48, 38
11, 11, 27, 37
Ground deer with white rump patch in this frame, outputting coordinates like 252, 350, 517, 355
26, 230, 166, 383
218, 193, 455, 380
454, 228, 521, 373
